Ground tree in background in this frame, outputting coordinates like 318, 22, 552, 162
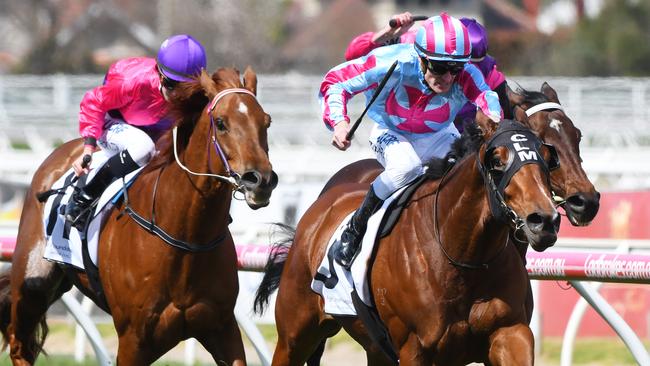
490, 0, 650, 76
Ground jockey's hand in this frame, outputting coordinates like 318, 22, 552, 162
72, 145, 95, 176
374, 12, 415, 44
332, 121, 351, 151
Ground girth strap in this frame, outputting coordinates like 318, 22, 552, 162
122, 205, 227, 252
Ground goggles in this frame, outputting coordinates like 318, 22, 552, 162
160, 75, 179, 91
422, 58, 465, 75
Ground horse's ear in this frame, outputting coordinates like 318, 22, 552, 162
513, 105, 529, 123
242, 66, 257, 95
475, 109, 498, 139
200, 69, 218, 99
507, 84, 524, 106
540, 82, 559, 103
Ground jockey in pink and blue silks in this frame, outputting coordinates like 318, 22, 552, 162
320, 13, 503, 269
65, 34, 207, 227
345, 13, 512, 129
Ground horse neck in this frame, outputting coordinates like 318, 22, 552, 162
425, 154, 510, 265
162, 115, 233, 238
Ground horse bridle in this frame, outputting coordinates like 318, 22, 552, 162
434, 120, 558, 270
172, 87, 257, 192
121, 87, 259, 252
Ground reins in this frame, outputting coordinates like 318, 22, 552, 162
432, 155, 516, 270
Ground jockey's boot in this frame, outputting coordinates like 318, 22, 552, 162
65, 150, 139, 228
334, 186, 384, 270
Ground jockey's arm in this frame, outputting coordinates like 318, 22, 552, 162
457, 64, 503, 123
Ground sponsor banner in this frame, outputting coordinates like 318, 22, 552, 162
528, 251, 650, 284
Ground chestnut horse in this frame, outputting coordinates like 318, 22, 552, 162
319, 82, 599, 227
0, 67, 277, 365
256, 115, 560, 365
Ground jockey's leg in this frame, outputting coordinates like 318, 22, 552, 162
334, 123, 460, 270
334, 184, 384, 269
65, 121, 154, 227
64, 150, 139, 226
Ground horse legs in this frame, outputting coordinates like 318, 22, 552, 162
487, 324, 534, 366
196, 314, 246, 366
5, 254, 68, 365
273, 290, 340, 366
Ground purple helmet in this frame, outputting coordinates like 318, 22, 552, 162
156, 34, 207, 82
460, 18, 488, 60
414, 13, 471, 63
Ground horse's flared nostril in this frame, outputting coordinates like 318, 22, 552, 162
526, 211, 559, 234
241, 170, 262, 190
567, 194, 587, 212
526, 212, 544, 234
269, 171, 279, 189
565, 192, 600, 223
241, 170, 279, 191
552, 211, 561, 231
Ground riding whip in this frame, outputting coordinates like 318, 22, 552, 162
389, 15, 428, 28
346, 60, 398, 140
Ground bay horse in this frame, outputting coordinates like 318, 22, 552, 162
256, 114, 560, 365
319, 82, 599, 227
0, 67, 278, 365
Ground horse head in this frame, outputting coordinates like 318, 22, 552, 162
475, 111, 561, 251
508, 83, 600, 226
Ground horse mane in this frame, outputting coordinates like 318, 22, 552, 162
144, 68, 245, 173
515, 86, 549, 106
423, 121, 484, 179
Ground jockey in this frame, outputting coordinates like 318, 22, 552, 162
64, 34, 207, 227
320, 13, 503, 269
345, 13, 512, 126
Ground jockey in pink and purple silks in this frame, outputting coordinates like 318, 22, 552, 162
320, 13, 503, 269
65, 34, 207, 228
345, 13, 512, 129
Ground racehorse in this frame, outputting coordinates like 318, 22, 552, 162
255, 113, 560, 365
0, 67, 278, 365
320, 82, 599, 227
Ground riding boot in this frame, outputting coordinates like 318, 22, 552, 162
334, 186, 384, 269
65, 150, 139, 227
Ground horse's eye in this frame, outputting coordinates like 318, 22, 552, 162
215, 117, 227, 131
490, 155, 506, 170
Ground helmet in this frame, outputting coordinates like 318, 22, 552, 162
460, 18, 488, 60
156, 34, 207, 82
414, 13, 471, 63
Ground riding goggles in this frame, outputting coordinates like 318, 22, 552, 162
160, 75, 179, 91
422, 58, 465, 76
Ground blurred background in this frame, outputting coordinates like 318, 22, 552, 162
1, 0, 650, 365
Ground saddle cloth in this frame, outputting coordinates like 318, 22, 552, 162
310, 185, 408, 316
42, 150, 143, 269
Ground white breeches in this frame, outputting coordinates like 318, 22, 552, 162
369, 123, 460, 199
98, 117, 155, 167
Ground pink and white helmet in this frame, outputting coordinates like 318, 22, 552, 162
414, 13, 471, 63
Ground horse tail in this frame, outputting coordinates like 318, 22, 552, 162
0, 271, 12, 350
253, 223, 295, 315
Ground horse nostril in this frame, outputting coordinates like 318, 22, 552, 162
567, 194, 586, 210
241, 171, 262, 189
526, 212, 544, 233
269, 171, 279, 189
552, 211, 561, 231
